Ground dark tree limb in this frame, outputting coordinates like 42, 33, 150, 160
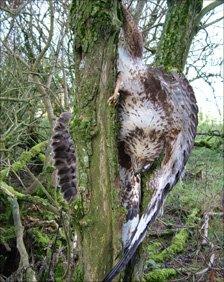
9, 197, 37, 281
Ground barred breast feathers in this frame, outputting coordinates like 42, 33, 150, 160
51, 112, 77, 202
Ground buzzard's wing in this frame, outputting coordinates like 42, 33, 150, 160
103, 72, 198, 281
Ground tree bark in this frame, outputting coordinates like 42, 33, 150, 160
70, 1, 123, 281
154, 0, 203, 72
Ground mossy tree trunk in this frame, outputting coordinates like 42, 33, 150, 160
154, 0, 203, 72
70, 1, 123, 281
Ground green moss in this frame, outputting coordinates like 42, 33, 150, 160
69, 1, 123, 279
147, 209, 198, 263
70, 0, 121, 193
0, 141, 48, 180
32, 227, 51, 248
145, 268, 176, 282
55, 264, 65, 282
0, 193, 11, 220
72, 264, 84, 281
154, 0, 203, 71
70, 197, 85, 227
144, 209, 199, 281
70, 1, 121, 53
186, 208, 199, 226
151, 228, 188, 262
38, 153, 46, 162
0, 181, 59, 214
0, 226, 15, 244
147, 242, 162, 256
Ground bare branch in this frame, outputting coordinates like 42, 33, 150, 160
9, 197, 37, 281
2, 41, 30, 68
31, 75, 55, 129
200, 16, 224, 29
0, 1, 30, 16
25, 166, 59, 209
0, 141, 48, 180
33, 0, 54, 69
195, 0, 224, 27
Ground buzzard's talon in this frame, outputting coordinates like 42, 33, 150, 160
108, 92, 120, 106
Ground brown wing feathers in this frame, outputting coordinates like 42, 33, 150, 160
51, 112, 77, 202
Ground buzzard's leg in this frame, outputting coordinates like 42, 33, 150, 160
120, 167, 141, 249
108, 72, 122, 106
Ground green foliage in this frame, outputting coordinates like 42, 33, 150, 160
166, 119, 223, 215
168, 149, 222, 214
196, 119, 223, 150
0, 226, 15, 245
151, 229, 188, 263
55, 264, 65, 282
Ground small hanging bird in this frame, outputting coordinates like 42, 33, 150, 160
104, 4, 198, 281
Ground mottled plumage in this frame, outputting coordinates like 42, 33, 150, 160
104, 4, 198, 281
51, 112, 77, 201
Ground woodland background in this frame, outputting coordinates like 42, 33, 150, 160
0, 0, 223, 281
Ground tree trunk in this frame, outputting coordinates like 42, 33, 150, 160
70, 1, 123, 281
154, 0, 203, 72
